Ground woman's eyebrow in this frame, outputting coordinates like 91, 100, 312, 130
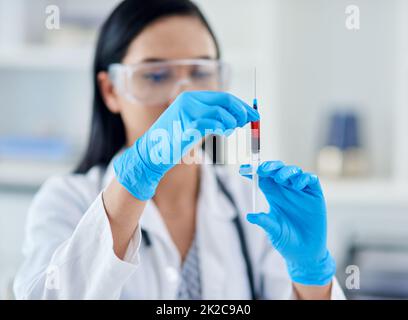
140, 55, 215, 63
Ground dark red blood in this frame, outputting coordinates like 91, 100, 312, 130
251, 121, 260, 138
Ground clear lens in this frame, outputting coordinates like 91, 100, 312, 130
110, 60, 230, 105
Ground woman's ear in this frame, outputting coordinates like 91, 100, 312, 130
97, 71, 122, 114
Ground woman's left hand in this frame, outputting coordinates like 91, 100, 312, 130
239, 161, 336, 286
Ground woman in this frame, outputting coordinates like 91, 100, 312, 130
14, 0, 344, 299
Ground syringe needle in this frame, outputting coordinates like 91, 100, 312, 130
254, 67, 257, 98
252, 159, 259, 213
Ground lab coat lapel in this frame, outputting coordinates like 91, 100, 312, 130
197, 164, 236, 299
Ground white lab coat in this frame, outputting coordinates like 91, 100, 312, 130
14, 154, 345, 300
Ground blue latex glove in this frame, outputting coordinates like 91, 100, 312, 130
115, 91, 259, 201
239, 161, 336, 286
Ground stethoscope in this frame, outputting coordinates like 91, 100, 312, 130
139, 172, 258, 300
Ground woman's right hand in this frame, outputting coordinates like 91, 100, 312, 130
114, 91, 259, 201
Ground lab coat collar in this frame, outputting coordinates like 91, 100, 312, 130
102, 149, 237, 242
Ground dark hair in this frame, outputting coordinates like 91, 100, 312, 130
75, 0, 221, 173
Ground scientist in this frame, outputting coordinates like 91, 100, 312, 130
14, 0, 344, 299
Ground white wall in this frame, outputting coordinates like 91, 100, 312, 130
199, 0, 400, 177
394, 0, 408, 181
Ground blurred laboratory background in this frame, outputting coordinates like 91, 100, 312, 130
1, 0, 408, 299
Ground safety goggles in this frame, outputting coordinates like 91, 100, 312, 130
108, 59, 231, 105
